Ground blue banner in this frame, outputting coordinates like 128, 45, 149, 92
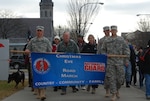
31, 52, 107, 88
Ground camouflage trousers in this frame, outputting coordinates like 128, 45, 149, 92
104, 75, 110, 90
104, 65, 125, 94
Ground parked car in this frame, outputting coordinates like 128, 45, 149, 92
9, 55, 26, 69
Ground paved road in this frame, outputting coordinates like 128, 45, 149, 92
7, 69, 147, 101
2, 84, 147, 101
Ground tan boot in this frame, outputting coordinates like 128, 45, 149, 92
33, 88, 38, 95
40, 88, 46, 100
116, 91, 120, 98
111, 93, 116, 101
37, 89, 41, 99
105, 89, 110, 97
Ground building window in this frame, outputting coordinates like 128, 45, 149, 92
40, 11, 43, 17
50, 11, 52, 17
45, 11, 48, 17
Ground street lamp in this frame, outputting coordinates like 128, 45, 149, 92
136, 14, 150, 23
78, 2, 104, 35
58, 25, 61, 37
137, 14, 150, 16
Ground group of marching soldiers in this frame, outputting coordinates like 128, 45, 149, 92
23, 25, 135, 101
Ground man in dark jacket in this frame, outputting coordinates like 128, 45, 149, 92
23, 38, 32, 88
129, 44, 137, 86
57, 31, 80, 95
142, 40, 150, 100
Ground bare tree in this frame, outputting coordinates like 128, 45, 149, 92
0, 9, 18, 18
0, 10, 25, 39
137, 16, 150, 32
67, 0, 102, 41
54, 25, 70, 37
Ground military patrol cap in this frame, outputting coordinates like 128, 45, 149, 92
36, 26, 44, 31
111, 25, 117, 30
103, 26, 110, 31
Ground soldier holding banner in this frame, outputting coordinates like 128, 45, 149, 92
97, 26, 111, 97
97, 26, 110, 54
57, 31, 80, 95
25, 26, 52, 100
101, 25, 130, 101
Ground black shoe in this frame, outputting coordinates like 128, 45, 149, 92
126, 85, 130, 88
87, 86, 90, 92
72, 89, 77, 93
61, 91, 66, 95
126, 82, 130, 88
146, 96, 150, 100
58, 86, 62, 89
53, 87, 58, 92
91, 88, 96, 94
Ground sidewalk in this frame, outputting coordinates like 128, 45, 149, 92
2, 85, 147, 101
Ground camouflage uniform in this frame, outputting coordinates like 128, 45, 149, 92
97, 36, 110, 90
101, 36, 130, 94
27, 37, 52, 52
26, 36, 52, 99
97, 36, 109, 54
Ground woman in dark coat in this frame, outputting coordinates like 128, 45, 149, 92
137, 47, 144, 88
81, 34, 97, 94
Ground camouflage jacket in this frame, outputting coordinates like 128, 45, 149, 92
101, 36, 130, 65
97, 36, 110, 54
26, 36, 52, 52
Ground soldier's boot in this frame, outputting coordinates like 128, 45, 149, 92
111, 93, 116, 101
105, 89, 110, 97
33, 88, 38, 95
40, 89, 46, 101
116, 91, 120, 98
36, 89, 41, 99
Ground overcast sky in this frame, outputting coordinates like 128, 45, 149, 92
0, 0, 150, 39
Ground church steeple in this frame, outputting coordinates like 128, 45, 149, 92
39, 0, 53, 19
